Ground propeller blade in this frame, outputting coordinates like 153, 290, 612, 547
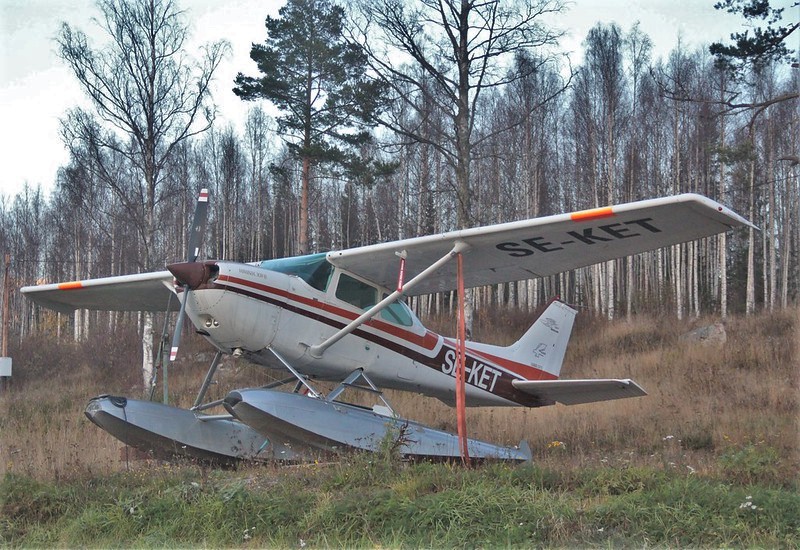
186, 188, 209, 263
169, 285, 189, 362
170, 188, 210, 363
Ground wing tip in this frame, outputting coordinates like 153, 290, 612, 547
675, 193, 756, 230
619, 378, 648, 396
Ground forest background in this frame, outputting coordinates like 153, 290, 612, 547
0, 0, 797, 354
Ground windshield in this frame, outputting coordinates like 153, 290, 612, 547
258, 253, 333, 292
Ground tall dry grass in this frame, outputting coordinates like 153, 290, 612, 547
0, 306, 796, 481
414, 305, 798, 477
0, 328, 276, 480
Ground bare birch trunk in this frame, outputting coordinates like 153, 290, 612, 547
718, 109, 728, 318
767, 126, 776, 312
673, 244, 683, 321
139, 311, 152, 391
780, 162, 794, 308
606, 260, 615, 320
762, 200, 769, 309
594, 264, 602, 315
626, 257, 633, 321
672, 102, 683, 320
719, 234, 728, 318
746, 158, 756, 315
692, 241, 700, 318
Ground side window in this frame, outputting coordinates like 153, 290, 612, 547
380, 297, 414, 327
335, 273, 378, 310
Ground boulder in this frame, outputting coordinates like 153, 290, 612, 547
680, 322, 727, 346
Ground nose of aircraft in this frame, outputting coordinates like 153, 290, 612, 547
167, 261, 216, 290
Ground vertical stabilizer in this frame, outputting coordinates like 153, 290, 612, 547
505, 300, 577, 378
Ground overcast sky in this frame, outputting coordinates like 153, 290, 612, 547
1, 0, 795, 199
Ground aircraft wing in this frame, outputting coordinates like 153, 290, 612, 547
327, 193, 754, 295
512, 378, 647, 406
20, 271, 177, 313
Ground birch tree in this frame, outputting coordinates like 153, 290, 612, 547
57, 0, 228, 393
352, 0, 568, 329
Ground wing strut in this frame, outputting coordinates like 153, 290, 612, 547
270, 347, 323, 399
308, 240, 471, 358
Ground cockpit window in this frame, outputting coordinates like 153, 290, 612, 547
336, 273, 378, 310
258, 253, 333, 292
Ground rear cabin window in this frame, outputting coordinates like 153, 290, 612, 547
380, 295, 414, 327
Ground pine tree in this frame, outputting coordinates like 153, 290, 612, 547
233, 0, 384, 255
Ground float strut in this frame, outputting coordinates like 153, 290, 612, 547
191, 351, 223, 410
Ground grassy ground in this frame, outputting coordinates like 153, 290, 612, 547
0, 306, 797, 546
2, 457, 798, 547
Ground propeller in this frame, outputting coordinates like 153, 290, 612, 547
167, 188, 209, 362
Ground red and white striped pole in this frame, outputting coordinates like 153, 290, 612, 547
455, 252, 470, 465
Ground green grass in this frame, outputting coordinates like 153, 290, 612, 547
3, 458, 798, 548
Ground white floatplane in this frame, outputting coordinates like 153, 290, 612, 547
21, 192, 752, 463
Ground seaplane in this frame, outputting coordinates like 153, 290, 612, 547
21, 191, 752, 463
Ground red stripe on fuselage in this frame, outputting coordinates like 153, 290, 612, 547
217, 274, 440, 351
460, 345, 558, 381
213, 272, 551, 405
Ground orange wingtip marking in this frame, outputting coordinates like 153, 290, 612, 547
570, 206, 614, 221
58, 281, 83, 290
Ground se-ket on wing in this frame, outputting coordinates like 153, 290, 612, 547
326, 193, 755, 295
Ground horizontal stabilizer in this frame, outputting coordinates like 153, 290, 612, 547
512, 378, 647, 406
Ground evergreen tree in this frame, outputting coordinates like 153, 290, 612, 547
233, 0, 384, 255
710, 0, 798, 68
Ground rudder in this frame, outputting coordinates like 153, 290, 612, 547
505, 300, 577, 378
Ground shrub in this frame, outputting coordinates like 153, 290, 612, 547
719, 443, 781, 486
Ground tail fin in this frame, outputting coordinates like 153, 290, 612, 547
505, 300, 577, 378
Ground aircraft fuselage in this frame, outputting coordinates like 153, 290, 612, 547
183, 260, 549, 407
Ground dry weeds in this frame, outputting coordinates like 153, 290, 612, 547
1, 306, 796, 482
